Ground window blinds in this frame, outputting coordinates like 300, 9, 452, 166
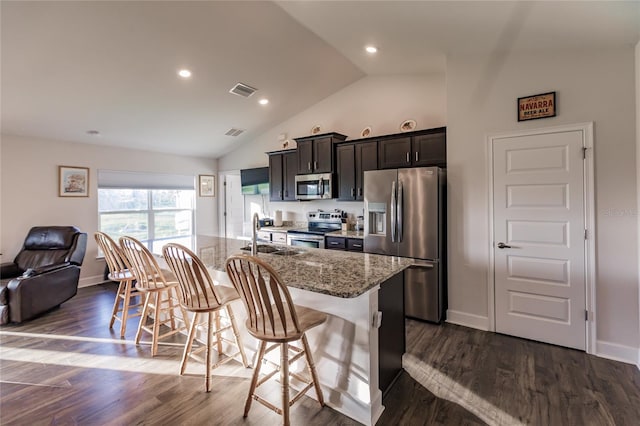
98, 170, 195, 190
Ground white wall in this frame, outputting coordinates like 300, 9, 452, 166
0, 134, 217, 285
447, 47, 639, 355
218, 73, 447, 223
636, 40, 640, 367
218, 74, 446, 171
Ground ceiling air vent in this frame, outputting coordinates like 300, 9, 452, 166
229, 82, 257, 98
225, 128, 245, 137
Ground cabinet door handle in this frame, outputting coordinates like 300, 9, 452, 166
406, 152, 410, 163
284, 190, 288, 197
352, 243, 362, 248
358, 187, 362, 197
351, 188, 355, 197
415, 152, 419, 162
330, 242, 340, 245
308, 162, 311, 171
279, 190, 282, 198
314, 161, 317, 170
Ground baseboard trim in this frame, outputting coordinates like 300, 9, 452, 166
595, 340, 639, 366
445, 310, 489, 331
78, 275, 106, 288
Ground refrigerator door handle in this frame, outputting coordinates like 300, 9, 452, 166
390, 180, 397, 242
398, 181, 403, 242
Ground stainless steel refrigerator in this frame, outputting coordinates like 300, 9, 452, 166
364, 167, 446, 322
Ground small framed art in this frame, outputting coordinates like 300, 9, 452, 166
518, 91, 556, 121
59, 166, 89, 197
199, 175, 216, 197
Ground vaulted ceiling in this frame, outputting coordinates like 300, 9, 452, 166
2, 1, 638, 158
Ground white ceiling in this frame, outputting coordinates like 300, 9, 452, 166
2, 1, 639, 159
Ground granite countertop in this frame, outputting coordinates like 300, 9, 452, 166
187, 235, 412, 298
326, 229, 365, 239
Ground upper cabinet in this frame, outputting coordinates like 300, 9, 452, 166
337, 141, 378, 201
378, 127, 446, 169
268, 149, 297, 201
295, 132, 347, 175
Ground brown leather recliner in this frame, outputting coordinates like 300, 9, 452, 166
0, 226, 87, 324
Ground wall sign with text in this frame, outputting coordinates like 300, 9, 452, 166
518, 91, 556, 121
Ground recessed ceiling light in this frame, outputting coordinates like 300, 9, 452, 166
178, 69, 192, 78
258, 98, 269, 105
86, 130, 100, 136
365, 46, 378, 54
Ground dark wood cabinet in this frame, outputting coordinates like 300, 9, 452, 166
324, 236, 364, 252
325, 236, 346, 250
268, 149, 297, 201
295, 133, 347, 175
337, 141, 378, 201
413, 131, 446, 167
355, 141, 378, 200
269, 154, 283, 201
378, 127, 446, 169
378, 136, 412, 169
336, 144, 356, 201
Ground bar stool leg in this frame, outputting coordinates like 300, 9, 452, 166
226, 305, 249, 367
206, 311, 214, 392
135, 292, 151, 345
109, 280, 126, 329
181, 311, 199, 375
301, 334, 324, 406
281, 342, 291, 426
151, 291, 162, 356
119, 280, 133, 337
244, 340, 267, 417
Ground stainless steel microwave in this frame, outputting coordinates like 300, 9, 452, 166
295, 173, 333, 200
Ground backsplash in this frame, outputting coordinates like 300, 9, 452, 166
243, 195, 364, 226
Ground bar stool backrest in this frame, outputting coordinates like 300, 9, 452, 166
94, 231, 128, 277
163, 243, 223, 309
225, 254, 302, 339
119, 236, 169, 290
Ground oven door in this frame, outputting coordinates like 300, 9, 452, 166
295, 173, 333, 200
287, 233, 325, 249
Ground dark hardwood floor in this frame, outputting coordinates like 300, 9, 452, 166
1, 284, 638, 425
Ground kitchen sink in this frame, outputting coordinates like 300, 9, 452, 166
240, 244, 279, 253
271, 248, 304, 256
240, 244, 303, 256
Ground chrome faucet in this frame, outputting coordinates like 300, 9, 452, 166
251, 213, 261, 256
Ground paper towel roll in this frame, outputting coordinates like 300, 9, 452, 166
274, 210, 283, 227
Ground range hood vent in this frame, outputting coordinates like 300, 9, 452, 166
229, 82, 257, 98
225, 128, 245, 137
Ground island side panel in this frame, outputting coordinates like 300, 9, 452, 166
288, 286, 382, 426
378, 270, 405, 396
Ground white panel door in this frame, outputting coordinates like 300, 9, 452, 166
493, 130, 586, 350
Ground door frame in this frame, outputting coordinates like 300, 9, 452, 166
486, 122, 596, 354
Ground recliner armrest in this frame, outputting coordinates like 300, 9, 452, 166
0, 262, 23, 279
32, 262, 72, 276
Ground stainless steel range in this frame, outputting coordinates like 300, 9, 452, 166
287, 211, 343, 249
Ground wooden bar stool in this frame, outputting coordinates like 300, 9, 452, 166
163, 243, 249, 392
94, 232, 142, 337
119, 236, 190, 356
225, 254, 327, 426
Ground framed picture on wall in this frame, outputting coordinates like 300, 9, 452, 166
59, 166, 89, 197
199, 175, 216, 197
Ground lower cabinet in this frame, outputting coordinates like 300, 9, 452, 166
325, 236, 363, 252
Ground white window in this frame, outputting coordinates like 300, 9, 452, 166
98, 170, 195, 242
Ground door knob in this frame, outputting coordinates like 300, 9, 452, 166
497, 242, 512, 249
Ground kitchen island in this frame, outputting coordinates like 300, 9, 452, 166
152, 235, 412, 425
